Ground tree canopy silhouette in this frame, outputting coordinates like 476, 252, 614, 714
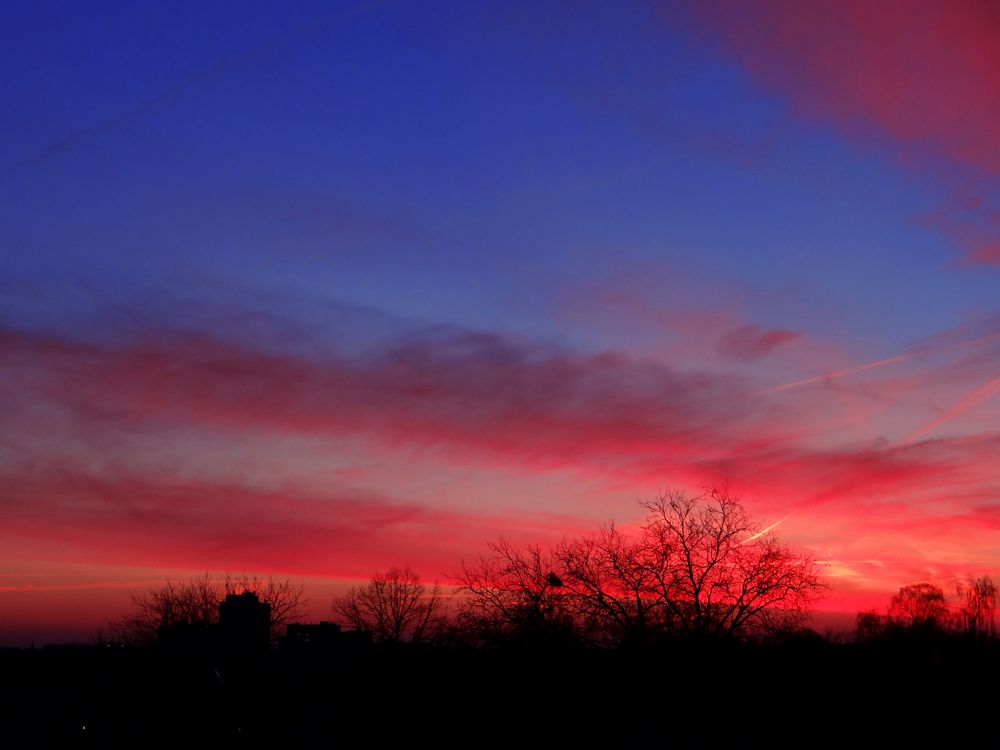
889, 582, 950, 629
117, 573, 219, 646
332, 565, 443, 643
455, 488, 826, 644
636, 489, 825, 637
958, 576, 997, 635
115, 572, 307, 645
454, 538, 576, 646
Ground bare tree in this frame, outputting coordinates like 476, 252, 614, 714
889, 582, 950, 629
855, 610, 888, 642
332, 566, 442, 643
453, 538, 575, 645
554, 522, 665, 645
455, 488, 826, 644
638, 488, 826, 638
115, 573, 220, 646
116, 572, 308, 645
957, 576, 996, 635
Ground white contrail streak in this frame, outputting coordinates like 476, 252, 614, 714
761, 331, 1000, 395
902, 372, 1000, 444
743, 513, 791, 544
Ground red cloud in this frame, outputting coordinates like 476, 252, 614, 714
689, 0, 1000, 172
0, 463, 585, 578
3, 321, 997, 511
4, 320, 1000, 625
0, 325, 765, 476
963, 243, 1000, 266
683, 0, 1000, 264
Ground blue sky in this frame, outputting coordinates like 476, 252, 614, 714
3, 0, 983, 354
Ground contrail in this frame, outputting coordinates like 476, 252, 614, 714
19, 1, 378, 167
761, 354, 914, 394
761, 330, 1000, 395
902, 372, 1000, 444
743, 513, 791, 544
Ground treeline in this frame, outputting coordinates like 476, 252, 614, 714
113, 573, 307, 645
856, 578, 997, 641
118, 488, 829, 648
111, 488, 997, 650
13, 488, 1000, 742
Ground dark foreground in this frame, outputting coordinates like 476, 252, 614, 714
3, 635, 998, 744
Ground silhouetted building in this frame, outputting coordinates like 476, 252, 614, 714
218, 592, 271, 653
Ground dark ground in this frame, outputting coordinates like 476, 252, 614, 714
2, 635, 997, 744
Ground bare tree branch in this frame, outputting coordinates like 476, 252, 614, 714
332, 565, 443, 643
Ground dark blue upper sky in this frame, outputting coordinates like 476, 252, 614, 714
2, 0, 985, 358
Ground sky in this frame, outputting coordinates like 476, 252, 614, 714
3, 0, 1000, 645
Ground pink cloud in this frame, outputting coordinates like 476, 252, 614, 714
0, 325, 766, 476
717, 324, 800, 361
684, 0, 1000, 264
689, 0, 1000, 172
963, 243, 1000, 266
3, 322, 998, 505
0, 463, 586, 578
4, 318, 1000, 623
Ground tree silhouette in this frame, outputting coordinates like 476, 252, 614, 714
116, 573, 220, 646
889, 582, 950, 629
554, 522, 664, 645
116, 572, 307, 645
332, 565, 443, 643
454, 538, 576, 645
957, 576, 996, 635
638, 488, 826, 638
456, 488, 826, 644
855, 610, 888, 642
